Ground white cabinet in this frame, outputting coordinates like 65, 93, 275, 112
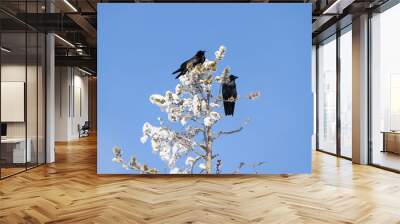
1, 138, 32, 163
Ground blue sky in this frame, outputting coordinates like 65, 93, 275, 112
98, 3, 312, 174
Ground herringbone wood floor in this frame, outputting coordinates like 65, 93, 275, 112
1, 135, 400, 224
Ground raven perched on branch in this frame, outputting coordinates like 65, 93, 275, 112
222, 75, 238, 116
172, 50, 206, 79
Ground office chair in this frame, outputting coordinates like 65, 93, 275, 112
79, 121, 90, 138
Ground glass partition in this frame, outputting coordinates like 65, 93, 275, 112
0, 1, 46, 179
317, 35, 337, 154
1, 31, 28, 177
339, 27, 352, 158
371, 3, 400, 171
27, 31, 38, 169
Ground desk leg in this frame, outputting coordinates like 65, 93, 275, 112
382, 133, 386, 153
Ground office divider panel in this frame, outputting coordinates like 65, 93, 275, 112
0, 1, 47, 179
0, 31, 28, 178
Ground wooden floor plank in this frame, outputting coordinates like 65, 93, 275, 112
0, 135, 400, 223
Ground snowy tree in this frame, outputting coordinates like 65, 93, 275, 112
112, 46, 262, 174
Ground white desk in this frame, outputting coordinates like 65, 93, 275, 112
1, 138, 31, 163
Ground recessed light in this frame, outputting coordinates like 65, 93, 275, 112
63, 0, 78, 12
78, 67, 93, 76
54, 34, 75, 48
322, 0, 354, 15
1, 47, 11, 53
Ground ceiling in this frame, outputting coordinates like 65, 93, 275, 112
0, 0, 391, 75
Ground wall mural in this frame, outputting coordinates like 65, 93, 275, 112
98, 4, 312, 174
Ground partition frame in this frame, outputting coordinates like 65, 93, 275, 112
315, 0, 400, 173
315, 24, 353, 161
367, 0, 400, 173
0, 0, 47, 180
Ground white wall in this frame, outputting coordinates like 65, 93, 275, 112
70, 72, 89, 138
55, 66, 69, 141
55, 67, 89, 141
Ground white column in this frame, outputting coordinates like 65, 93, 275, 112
352, 14, 369, 164
45, 1, 55, 163
46, 33, 55, 163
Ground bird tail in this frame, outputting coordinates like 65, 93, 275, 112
224, 102, 235, 116
172, 68, 181, 74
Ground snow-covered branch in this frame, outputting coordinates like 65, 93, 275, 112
112, 146, 158, 174
213, 118, 250, 140
214, 91, 261, 103
233, 161, 267, 174
112, 45, 264, 174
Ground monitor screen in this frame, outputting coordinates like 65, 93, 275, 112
1, 123, 7, 137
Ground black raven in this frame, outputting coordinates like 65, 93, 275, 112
172, 50, 206, 79
222, 75, 238, 116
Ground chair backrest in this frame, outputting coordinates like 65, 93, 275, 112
82, 121, 90, 129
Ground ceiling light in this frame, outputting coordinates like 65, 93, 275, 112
323, 0, 355, 15
63, 0, 78, 12
1, 47, 11, 53
78, 67, 93, 76
54, 34, 75, 48
76, 48, 85, 56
